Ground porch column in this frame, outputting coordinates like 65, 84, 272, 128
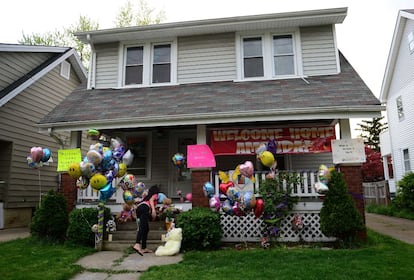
196, 124, 207, 144
339, 119, 352, 139
338, 164, 367, 240
191, 168, 211, 208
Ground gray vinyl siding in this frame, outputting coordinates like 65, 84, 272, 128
0, 58, 82, 208
300, 25, 338, 76
177, 33, 236, 83
94, 43, 119, 89
0, 52, 53, 90
290, 153, 334, 172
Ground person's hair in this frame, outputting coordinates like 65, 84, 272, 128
143, 185, 160, 201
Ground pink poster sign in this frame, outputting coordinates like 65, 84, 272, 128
187, 144, 216, 168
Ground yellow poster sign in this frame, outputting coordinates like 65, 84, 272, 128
57, 148, 82, 172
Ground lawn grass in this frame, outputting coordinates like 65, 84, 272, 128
0, 237, 95, 280
141, 230, 414, 280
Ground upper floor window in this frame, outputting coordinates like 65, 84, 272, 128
396, 95, 404, 121
239, 32, 297, 80
122, 41, 175, 87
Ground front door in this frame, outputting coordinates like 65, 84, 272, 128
168, 130, 196, 199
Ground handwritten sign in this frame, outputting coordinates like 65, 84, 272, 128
331, 138, 366, 164
187, 144, 216, 168
57, 148, 82, 171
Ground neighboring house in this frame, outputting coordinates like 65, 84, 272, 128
0, 44, 87, 228
38, 8, 383, 210
380, 9, 414, 193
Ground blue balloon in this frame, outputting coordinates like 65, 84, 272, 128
99, 183, 115, 201
203, 182, 214, 198
158, 192, 167, 204
41, 148, 51, 162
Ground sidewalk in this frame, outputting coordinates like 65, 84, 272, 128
365, 212, 414, 245
0, 227, 30, 242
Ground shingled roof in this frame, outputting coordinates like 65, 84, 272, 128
38, 53, 383, 132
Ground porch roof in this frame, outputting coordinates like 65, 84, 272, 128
38, 53, 384, 132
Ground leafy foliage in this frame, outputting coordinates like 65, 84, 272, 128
30, 189, 68, 242
320, 171, 364, 244
361, 146, 385, 182
394, 172, 414, 212
258, 172, 299, 239
356, 116, 387, 152
175, 207, 222, 251
66, 207, 111, 247
115, 0, 165, 27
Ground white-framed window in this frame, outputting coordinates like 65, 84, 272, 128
403, 148, 411, 174
408, 31, 414, 54
60, 60, 71, 80
396, 95, 404, 121
125, 132, 152, 180
238, 31, 300, 80
121, 40, 176, 87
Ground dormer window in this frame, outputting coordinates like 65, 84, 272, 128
122, 41, 176, 87
238, 32, 298, 80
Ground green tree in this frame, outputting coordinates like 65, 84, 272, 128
115, 0, 165, 27
356, 116, 388, 152
19, 15, 99, 67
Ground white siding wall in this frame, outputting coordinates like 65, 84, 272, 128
386, 18, 414, 183
94, 43, 119, 89
0, 52, 52, 90
177, 33, 236, 83
300, 25, 338, 76
0, 59, 82, 208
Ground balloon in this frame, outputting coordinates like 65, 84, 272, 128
90, 173, 107, 190
111, 137, 123, 149
123, 190, 134, 205
30, 147, 43, 163
232, 201, 244, 216
318, 164, 329, 184
27, 156, 42, 169
158, 192, 167, 204
222, 199, 234, 215
255, 143, 267, 157
185, 193, 192, 202
133, 182, 146, 198
117, 163, 127, 177
86, 149, 102, 166
68, 162, 82, 179
113, 146, 126, 161
41, 148, 51, 163
203, 182, 214, 198
267, 139, 277, 156
239, 161, 254, 178
76, 176, 89, 190
242, 191, 256, 210
99, 183, 115, 201
105, 170, 115, 184
122, 174, 136, 190
89, 143, 103, 154
254, 198, 265, 218
87, 129, 100, 140
259, 151, 275, 168
219, 181, 233, 194
172, 153, 185, 167
314, 182, 329, 194
209, 196, 220, 212
101, 150, 113, 170
226, 187, 241, 202
122, 150, 134, 166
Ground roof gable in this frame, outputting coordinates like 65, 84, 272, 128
0, 44, 87, 107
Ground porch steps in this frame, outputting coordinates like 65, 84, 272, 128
103, 220, 168, 251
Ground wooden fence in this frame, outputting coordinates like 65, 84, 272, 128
363, 180, 390, 206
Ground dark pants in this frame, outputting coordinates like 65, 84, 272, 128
135, 203, 150, 249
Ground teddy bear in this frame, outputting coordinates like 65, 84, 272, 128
155, 227, 182, 256
116, 203, 135, 223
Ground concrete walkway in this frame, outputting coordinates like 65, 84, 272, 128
365, 212, 414, 245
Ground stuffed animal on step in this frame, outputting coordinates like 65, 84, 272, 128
155, 227, 182, 256
116, 203, 135, 223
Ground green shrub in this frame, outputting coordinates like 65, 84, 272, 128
320, 171, 364, 245
30, 189, 68, 242
175, 207, 222, 251
66, 207, 111, 247
394, 172, 414, 212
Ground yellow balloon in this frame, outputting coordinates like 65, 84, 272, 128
90, 173, 107, 190
117, 163, 127, 177
68, 162, 82, 179
259, 151, 275, 167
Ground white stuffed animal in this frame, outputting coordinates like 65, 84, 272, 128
155, 228, 182, 256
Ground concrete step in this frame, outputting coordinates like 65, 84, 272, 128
103, 239, 164, 251
111, 229, 166, 240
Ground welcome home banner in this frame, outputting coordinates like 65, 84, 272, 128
210, 126, 336, 155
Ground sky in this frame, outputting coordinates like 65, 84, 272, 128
1, 0, 412, 135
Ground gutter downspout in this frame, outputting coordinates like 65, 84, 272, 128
86, 34, 96, 90
48, 128, 65, 149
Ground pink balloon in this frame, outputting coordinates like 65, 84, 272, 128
239, 161, 254, 178
30, 147, 43, 163
185, 193, 192, 202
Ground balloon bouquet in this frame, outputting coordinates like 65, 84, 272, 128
204, 160, 265, 219
314, 164, 333, 194
171, 153, 185, 179
255, 138, 278, 178
27, 146, 53, 205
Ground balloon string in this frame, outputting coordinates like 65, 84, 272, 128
38, 169, 42, 207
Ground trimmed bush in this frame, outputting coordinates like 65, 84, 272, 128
30, 189, 68, 243
176, 207, 222, 251
394, 172, 414, 212
66, 207, 111, 247
320, 171, 364, 245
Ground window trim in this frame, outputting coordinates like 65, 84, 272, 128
236, 29, 302, 81
119, 39, 177, 88
403, 148, 411, 174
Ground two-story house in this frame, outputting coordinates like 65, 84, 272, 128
38, 7, 383, 210
0, 44, 88, 229
380, 9, 414, 194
